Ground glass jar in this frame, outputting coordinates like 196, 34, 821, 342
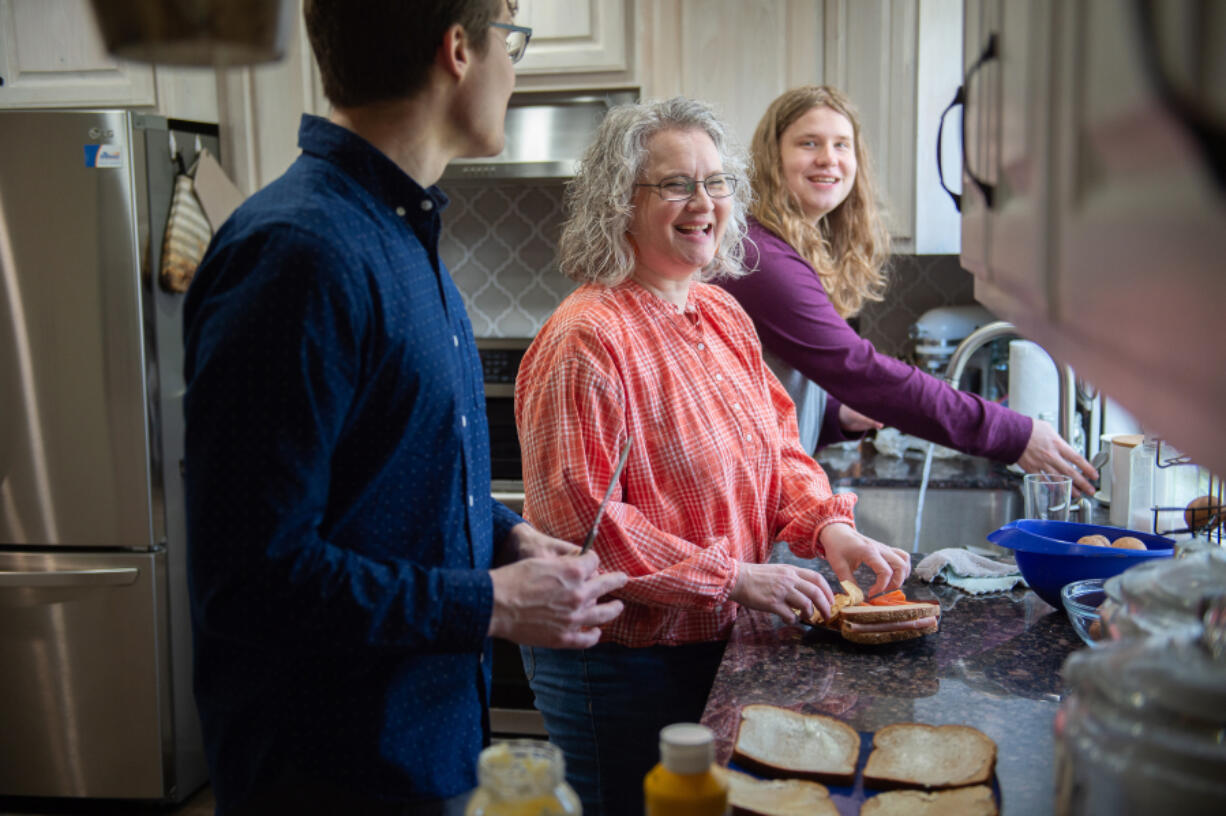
1054, 595, 1226, 815
1099, 549, 1226, 641
465, 740, 581, 816
1126, 435, 1157, 532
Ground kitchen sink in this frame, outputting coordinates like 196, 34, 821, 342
835, 485, 1022, 555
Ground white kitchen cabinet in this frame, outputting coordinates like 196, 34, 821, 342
513, 0, 630, 80
0, 0, 154, 108
960, 0, 1226, 478
637, 0, 822, 151
0, 0, 220, 122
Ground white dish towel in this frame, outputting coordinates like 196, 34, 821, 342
915, 548, 1027, 594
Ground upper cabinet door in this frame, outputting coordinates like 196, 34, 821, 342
514, 0, 628, 75
0, 0, 154, 108
982, 0, 1054, 328
639, 0, 822, 149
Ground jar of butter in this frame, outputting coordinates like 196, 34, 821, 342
465, 740, 580, 816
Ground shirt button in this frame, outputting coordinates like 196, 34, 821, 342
744, 433, 752, 442
461, 415, 468, 427
394, 206, 406, 217
468, 494, 474, 507
421, 199, 434, 211
732, 402, 740, 410
715, 373, 724, 382
696, 342, 705, 351
453, 335, 459, 347
479, 653, 485, 664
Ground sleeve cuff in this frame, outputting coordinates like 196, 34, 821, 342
492, 500, 526, 545
433, 567, 495, 650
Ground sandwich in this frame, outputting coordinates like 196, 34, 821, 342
801, 581, 941, 644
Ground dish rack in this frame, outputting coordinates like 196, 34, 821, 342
1150, 439, 1223, 547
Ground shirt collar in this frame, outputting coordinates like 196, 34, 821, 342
623, 278, 701, 316
296, 113, 449, 222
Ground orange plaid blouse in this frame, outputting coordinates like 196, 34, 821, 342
514, 280, 857, 647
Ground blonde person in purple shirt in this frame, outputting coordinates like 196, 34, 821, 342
717, 86, 1097, 495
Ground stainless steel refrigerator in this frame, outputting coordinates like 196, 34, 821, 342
0, 110, 214, 803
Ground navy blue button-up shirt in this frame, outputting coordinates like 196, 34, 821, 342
183, 114, 523, 810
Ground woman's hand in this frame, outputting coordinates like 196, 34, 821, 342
729, 562, 834, 623
1016, 419, 1098, 497
817, 523, 910, 597
838, 403, 884, 434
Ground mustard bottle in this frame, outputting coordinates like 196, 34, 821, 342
643, 723, 729, 816
465, 740, 581, 816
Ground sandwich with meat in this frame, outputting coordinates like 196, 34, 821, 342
801, 581, 941, 644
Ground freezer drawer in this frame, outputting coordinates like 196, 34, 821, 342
0, 551, 171, 799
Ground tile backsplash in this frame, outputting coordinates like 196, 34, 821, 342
440, 182, 982, 357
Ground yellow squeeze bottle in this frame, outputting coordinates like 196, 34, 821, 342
644, 723, 729, 816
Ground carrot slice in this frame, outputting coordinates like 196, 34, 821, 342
866, 590, 910, 606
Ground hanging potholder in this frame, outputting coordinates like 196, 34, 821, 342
160, 156, 212, 294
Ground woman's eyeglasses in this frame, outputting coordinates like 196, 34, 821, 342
490, 22, 532, 64
636, 174, 740, 201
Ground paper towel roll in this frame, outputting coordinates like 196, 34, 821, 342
1102, 396, 1142, 437
1008, 340, 1058, 422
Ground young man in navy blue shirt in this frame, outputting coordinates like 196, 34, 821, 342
182, 2, 627, 813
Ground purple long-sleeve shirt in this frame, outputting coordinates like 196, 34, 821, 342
717, 216, 1031, 463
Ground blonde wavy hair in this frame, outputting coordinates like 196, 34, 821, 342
558, 97, 751, 285
750, 86, 891, 318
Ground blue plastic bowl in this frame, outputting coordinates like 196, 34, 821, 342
987, 520, 1174, 608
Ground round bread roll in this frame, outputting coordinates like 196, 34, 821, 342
1076, 534, 1111, 547
1111, 536, 1147, 550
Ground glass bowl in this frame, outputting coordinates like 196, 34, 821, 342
1062, 578, 1108, 647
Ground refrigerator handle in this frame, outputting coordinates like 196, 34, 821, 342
0, 567, 140, 588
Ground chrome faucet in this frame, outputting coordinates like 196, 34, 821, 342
944, 321, 1091, 514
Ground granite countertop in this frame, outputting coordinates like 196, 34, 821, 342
816, 437, 1022, 490
701, 546, 1083, 816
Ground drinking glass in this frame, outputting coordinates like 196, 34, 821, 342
1024, 473, 1073, 521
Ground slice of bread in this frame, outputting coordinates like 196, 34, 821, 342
862, 724, 996, 790
732, 704, 860, 786
838, 602, 941, 644
713, 766, 838, 816
860, 785, 997, 815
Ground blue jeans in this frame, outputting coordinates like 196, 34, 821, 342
521, 640, 727, 816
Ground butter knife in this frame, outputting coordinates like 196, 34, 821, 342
580, 435, 633, 554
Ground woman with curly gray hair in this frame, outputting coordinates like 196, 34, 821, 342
514, 96, 911, 815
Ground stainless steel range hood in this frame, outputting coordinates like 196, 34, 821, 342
444, 88, 638, 181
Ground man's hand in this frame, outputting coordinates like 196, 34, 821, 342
728, 562, 834, 623
818, 522, 910, 598
488, 549, 627, 648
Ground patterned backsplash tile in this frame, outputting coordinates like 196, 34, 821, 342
440, 182, 983, 355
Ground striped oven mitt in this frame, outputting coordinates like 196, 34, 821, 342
159, 152, 212, 294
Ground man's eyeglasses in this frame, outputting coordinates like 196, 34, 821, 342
636, 174, 740, 202
490, 22, 532, 64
